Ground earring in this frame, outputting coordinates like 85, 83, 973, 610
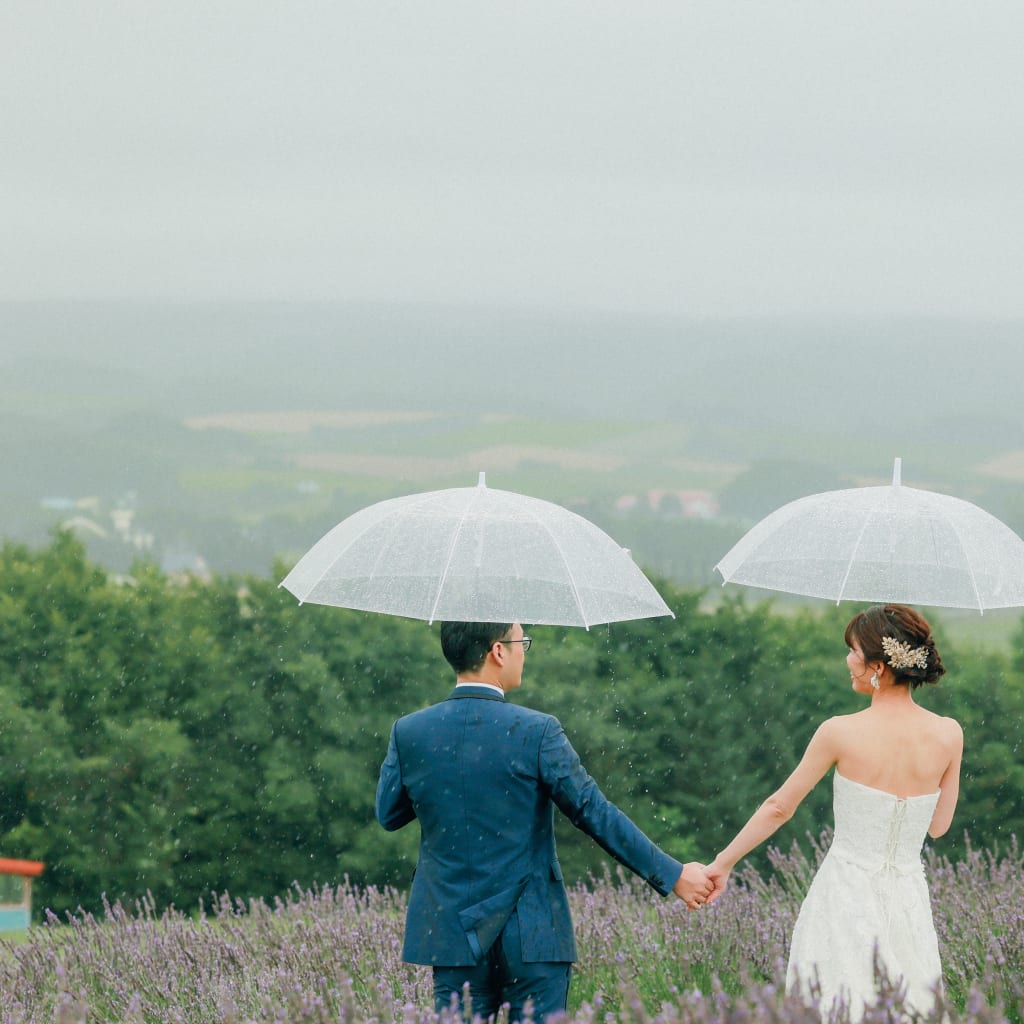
870, 672, 880, 690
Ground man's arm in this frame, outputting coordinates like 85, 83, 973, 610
375, 723, 417, 831
539, 717, 711, 907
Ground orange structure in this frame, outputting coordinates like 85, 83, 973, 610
0, 858, 44, 931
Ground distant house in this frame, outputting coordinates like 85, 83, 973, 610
668, 489, 720, 519
0, 858, 44, 931
61, 515, 110, 539
110, 506, 135, 536
41, 496, 100, 512
41, 497, 78, 511
161, 546, 212, 581
614, 489, 719, 519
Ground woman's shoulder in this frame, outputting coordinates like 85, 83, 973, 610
818, 709, 871, 732
808, 712, 867, 750
931, 710, 964, 743
813, 709, 891, 753
907, 706, 964, 755
915, 704, 963, 731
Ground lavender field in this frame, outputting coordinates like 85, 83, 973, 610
1, 837, 1020, 1024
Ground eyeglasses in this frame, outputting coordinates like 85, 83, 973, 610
499, 636, 532, 652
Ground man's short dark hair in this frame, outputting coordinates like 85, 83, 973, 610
440, 621, 512, 674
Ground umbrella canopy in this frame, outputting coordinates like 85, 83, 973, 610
280, 473, 673, 628
714, 459, 1024, 613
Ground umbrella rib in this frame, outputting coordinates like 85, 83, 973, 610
427, 488, 484, 624
527, 510, 591, 629
835, 504, 883, 605
941, 513, 985, 613
288, 502, 410, 602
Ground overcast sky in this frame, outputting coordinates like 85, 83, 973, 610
3, 1, 1023, 317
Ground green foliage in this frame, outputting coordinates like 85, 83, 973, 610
1, 534, 1023, 916
527, 591, 857, 880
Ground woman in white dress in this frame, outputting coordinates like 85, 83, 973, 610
705, 604, 963, 1018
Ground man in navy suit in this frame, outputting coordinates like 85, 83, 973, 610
376, 621, 713, 1021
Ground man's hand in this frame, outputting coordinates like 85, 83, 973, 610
672, 862, 713, 910
704, 859, 731, 904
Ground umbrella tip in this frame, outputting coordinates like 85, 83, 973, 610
892, 457, 902, 486
477, 471, 487, 488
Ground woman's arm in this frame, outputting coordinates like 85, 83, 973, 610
928, 718, 964, 838
705, 718, 840, 899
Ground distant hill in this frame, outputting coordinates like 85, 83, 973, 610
4, 300, 1023, 432
3, 300, 1023, 581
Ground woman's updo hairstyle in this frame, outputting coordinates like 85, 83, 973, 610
844, 604, 946, 689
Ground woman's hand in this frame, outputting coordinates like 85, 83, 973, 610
704, 858, 732, 903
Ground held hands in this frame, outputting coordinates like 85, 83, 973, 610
672, 862, 714, 910
672, 859, 733, 909
703, 859, 732, 904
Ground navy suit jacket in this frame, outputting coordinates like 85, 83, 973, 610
376, 685, 683, 966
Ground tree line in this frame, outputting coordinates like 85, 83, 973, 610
1, 532, 1022, 918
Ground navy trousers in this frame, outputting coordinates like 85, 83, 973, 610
432, 913, 572, 1022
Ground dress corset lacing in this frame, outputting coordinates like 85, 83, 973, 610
875, 798, 910, 946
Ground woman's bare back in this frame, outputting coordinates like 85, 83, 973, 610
831, 702, 961, 798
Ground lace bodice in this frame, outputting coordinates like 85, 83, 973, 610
829, 771, 940, 874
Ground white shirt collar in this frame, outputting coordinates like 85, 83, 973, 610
455, 681, 505, 696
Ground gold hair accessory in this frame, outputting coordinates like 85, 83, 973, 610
881, 635, 929, 671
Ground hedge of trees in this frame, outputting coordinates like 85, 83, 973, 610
1, 532, 1022, 917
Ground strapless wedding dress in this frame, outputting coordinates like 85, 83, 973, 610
786, 771, 943, 1018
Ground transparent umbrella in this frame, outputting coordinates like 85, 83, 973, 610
280, 473, 673, 628
714, 458, 1024, 613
